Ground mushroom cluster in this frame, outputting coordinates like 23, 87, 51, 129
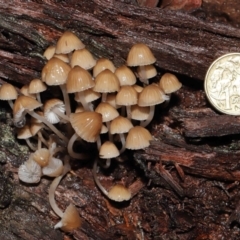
0, 31, 182, 231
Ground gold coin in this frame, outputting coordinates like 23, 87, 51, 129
204, 53, 240, 115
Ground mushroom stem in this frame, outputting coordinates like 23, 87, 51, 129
67, 133, 87, 159
60, 84, 71, 117
101, 93, 107, 103
92, 159, 108, 197
126, 106, 132, 120
37, 131, 48, 149
96, 136, 101, 151
49, 156, 71, 218
25, 139, 37, 151
76, 91, 91, 111
140, 105, 155, 127
7, 100, 14, 109
138, 66, 149, 85
26, 110, 69, 144
119, 133, 126, 154
106, 121, 113, 142
52, 108, 69, 122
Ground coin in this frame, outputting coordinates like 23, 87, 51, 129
204, 53, 240, 115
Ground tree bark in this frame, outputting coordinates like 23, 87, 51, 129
1, 1, 240, 240
1, 0, 240, 85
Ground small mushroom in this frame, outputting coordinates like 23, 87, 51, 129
92, 159, 131, 202
68, 111, 102, 159
28, 79, 47, 104
48, 157, 82, 231
13, 95, 68, 143
125, 126, 153, 150
66, 66, 95, 111
93, 69, 120, 102
109, 116, 133, 153
0, 83, 18, 109
159, 73, 182, 104
138, 84, 169, 127
42, 57, 71, 116
93, 58, 116, 78
18, 157, 42, 184
55, 31, 85, 54
99, 141, 120, 168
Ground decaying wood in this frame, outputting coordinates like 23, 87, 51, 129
0, 0, 240, 86
2, 1, 240, 239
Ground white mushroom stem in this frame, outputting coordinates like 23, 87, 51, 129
49, 157, 71, 218
60, 84, 71, 117
126, 106, 132, 120
140, 105, 155, 127
106, 121, 113, 142
26, 110, 69, 144
96, 136, 101, 151
52, 108, 69, 122
25, 139, 37, 151
92, 159, 108, 197
37, 131, 48, 149
7, 100, 14, 109
101, 159, 111, 169
119, 133, 126, 154
67, 133, 87, 159
101, 93, 107, 103
138, 66, 149, 85
36, 93, 43, 107
76, 91, 91, 111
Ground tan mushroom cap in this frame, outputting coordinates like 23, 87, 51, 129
43, 45, 56, 60
29, 79, 47, 94
20, 85, 36, 99
17, 124, 33, 139
32, 148, 50, 167
93, 58, 116, 77
70, 48, 96, 69
42, 157, 63, 177
110, 116, 133, 134
55, 31, 85, 54
132, 84, 143, 93
93, 69, 120, 93
75, 105, 84, 113
42, 57, 71, 86
115, 65, 136, 86
69, 111, 102, 142
0, 83, 18, 100
13, 95, 42, 117
105, 93, 120, 109
75, 89, 101, 103
95, 102, 119, 122
127, 43, 156, 67
159, 73, 182, 94
108, 184, 131, 202
125, 126, 152, 150
66, 66, 94, 93
99, 141, 120, 159
53, 54, 70, 63
138, 84, 168, 107
116, 86, 138, 106
137, 64, 157, 80
131, 105, 150, 121
55, 203, 81, 232
43, 98, 65, 124
30, 121, 43, 136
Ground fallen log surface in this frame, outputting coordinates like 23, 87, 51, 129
0, 0, 240, 85
1, 1, 240, 239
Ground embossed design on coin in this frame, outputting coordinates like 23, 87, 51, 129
205, 53, 240, 115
